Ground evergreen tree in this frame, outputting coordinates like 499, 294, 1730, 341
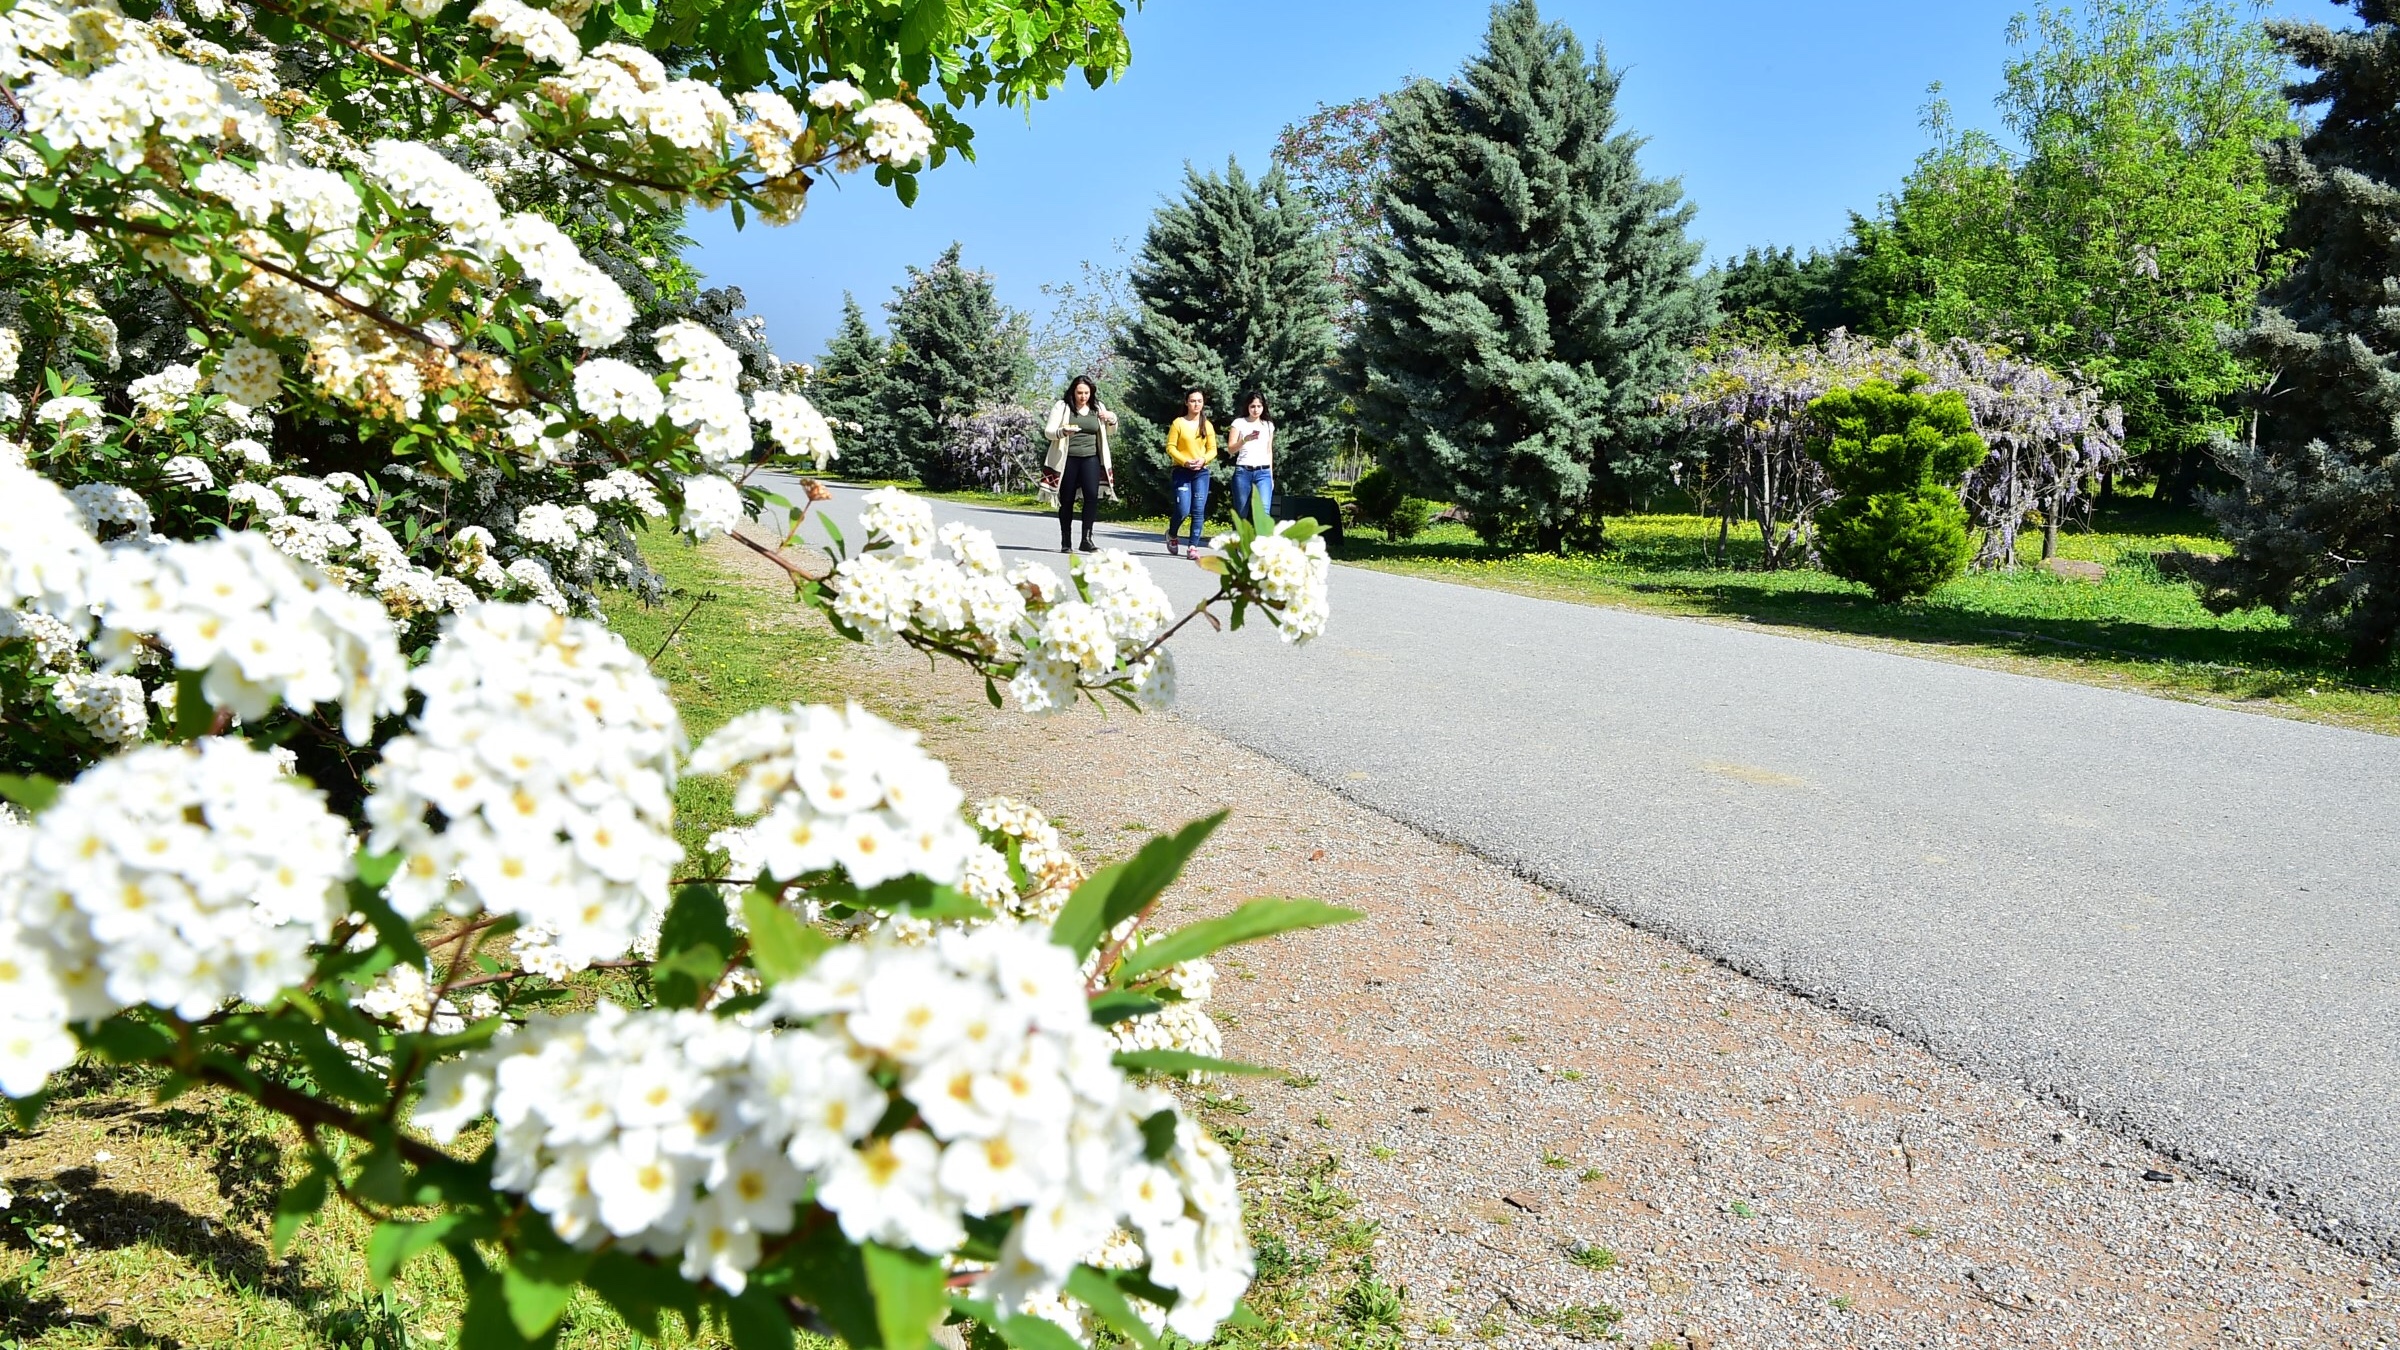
1713, 244, 1863, 341
2204, 1, 2400, 666
1352, 0, 1711, 550
882, 243, 1032, 487
1114, 160, 1342, 510
809, 294, 896, 475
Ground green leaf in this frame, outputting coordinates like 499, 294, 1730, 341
950, 1297, 1086, 1350
0, 773, 58, 813
1109, 899, 1363, 981
503, 1241, 594, 1338
723, 1286, 797, 1350
1051, 813, 1227, 957
864, 1243, 946, 1350
174, 668, 211, 740
82, 1011, 174, 1064
1086, 991, 1163, 1026
1065, 1266, 1164, 1350
1112, 1049, 1280, 1078
585, 1250, 702, 1339
272, 1163, 332, 1257
655, 882, 733, 1007
742, 889, 831, 984
763, 1222, 878, 1346
365, 1213, 477, 1285
460, 1271, 553, 1349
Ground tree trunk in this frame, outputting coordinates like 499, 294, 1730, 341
2042, 477, 2062, 561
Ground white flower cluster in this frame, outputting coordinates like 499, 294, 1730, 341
415, 923, 1251, 1339
361, 140, 634, 348
583, 469, 665, 518
127, 363, 202, 426
679, 475, 744, 541
469, 0, 579, 66
365, 604, 683, 977
515, 501, 598, 549
749, 389, 838, 468
826, 492, 1182, 716
92, 531, 409, 743
67, 483, 154, 540
51, 668, 147, 745
854, 99, 934, 167
0, 740, 355, 1097
0, 606, 82, 669
969, 797, 1086, 927
19, 49, 280, 175
0, 466, 109, 629
654, 321, 751, 464
687, 702, 978, 889
355, 961, 502, 1036
1215, 522, 1332, 643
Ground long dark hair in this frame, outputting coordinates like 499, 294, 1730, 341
1238, 390, 1270, 423
1063, 375, 1098, 411
1182, 387, 1214, 440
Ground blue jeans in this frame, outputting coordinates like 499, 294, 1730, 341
1232, 466, 1274, 525
1170, 465, 1212, 545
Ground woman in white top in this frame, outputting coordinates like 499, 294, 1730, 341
1228, 391, 1275, 526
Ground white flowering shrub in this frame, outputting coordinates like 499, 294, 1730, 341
0, 0, 1351, 1344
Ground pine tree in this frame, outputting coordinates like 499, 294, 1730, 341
809, 294, 896, 475
2204, 2, 2400, 666
1353, 0, 1711, 550
1113, 160, 1342, 510
882, 243, 1032, 487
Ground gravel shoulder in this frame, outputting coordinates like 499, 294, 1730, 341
707, 531, 2397, 1349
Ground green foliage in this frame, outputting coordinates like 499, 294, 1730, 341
1272, 94, 1394, 321
1345, 466, 1429, 541
881, 245, 1033, 487
1114, 159, 1343, 507
2204, 1, 2400, 667
1353, 0, 1712, 552
1712, 244, 1863, 341
1808, 376, 1986, 601
809, 295, 895, 474
1846, 0, 2295, 495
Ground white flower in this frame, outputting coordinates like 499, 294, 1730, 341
1220, 524, 1331, 642
90, 531, 408, 743
855, 99, 934, 166
0, 740, 354, 1095
470, 0, 580, 65
363, 604, 682, 974
0, 466, 108, 630
750, 390, 838, 468
210, 340, 284, 406
51, 669, 147, 745
859, 487, 937, 559
808, 79, 865, 110
573, 358, 664, 424
687, 702, 977, 888
160, 456, 215, 490
583, 470, 665, 518
679, 475, 743, 541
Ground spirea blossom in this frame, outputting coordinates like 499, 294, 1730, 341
91, 531, 408, 743
750, 389, 838, 468
470, 0, 580, 65
1216, 523, 1331, 643
0, 739, 355, 1096
679, 475, 742, 541
0, 466, 108, 629
364, 604, 683, 976
687, 701, 978, 888
855, 99, 933, 166
573, 358, 664, 424
415, 922, 1251, 1336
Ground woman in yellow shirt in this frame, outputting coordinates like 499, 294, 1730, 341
1164, 387, 1217, 556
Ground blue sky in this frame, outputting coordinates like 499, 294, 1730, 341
684, 0, 2345, 359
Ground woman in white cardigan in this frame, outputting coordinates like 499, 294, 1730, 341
1043, 375, 1117, 553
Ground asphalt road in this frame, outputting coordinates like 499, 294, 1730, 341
764, 477, 2400, 1260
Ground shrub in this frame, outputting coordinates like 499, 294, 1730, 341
1807, 375, 1986, 601
1351, 466, 1432, 541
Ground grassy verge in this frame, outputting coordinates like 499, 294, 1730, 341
1339, 500, 2400, 735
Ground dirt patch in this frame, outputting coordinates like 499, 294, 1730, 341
708, 530, 2399, 1348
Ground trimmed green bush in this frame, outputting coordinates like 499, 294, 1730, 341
1807, 375, 1986, 602
1350, 465, 1431, 541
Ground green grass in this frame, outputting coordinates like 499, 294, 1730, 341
599, 529, 850, 854
1338, 497, 2400, 734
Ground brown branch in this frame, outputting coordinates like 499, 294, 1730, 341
731, 528, 831, 583
254, 0, 497, 118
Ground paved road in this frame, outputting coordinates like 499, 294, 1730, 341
765, 478, 2400, 1260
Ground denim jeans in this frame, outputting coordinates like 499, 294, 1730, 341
1170, 465, 1212, 545
1231, 466, 1274, 525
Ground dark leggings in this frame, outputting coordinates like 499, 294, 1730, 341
1058, 455, 1102, 545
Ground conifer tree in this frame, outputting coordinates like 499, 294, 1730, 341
883, 243, 1032, 486
1114, 160, 1341, 510
1353, 0, 1711, 550
2204, 1, 2400, 666
809, 294, 897, 475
